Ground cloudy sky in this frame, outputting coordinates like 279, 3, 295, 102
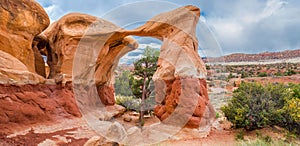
36, 0, 300, 63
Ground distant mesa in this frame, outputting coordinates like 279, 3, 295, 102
207, 49, 300, 63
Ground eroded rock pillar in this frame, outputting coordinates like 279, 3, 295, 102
127, 5, 216, 128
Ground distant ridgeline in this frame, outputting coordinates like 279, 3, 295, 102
205, 49, 300, 63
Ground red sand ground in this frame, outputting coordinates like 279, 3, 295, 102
1, 76, 299, 145
0, 117, 238, 146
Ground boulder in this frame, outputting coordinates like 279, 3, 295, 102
123, 116, 132, 122
0, 0, 50, 73
84, 136, 119, 146
97, 105, 126, 121
105, 122, 126, 142
105, 105, 126, 118
0, 50, 45, 84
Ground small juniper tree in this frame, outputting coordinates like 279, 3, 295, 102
129, 46, 159, 127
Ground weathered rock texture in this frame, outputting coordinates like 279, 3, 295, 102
41, 13, 98, 79
126, 5, 215, 128
0, 50, 45, 84
0, 83, 81, 134
0, 0, 50, 73
116, 5, 215, 128
33, 5, 214, 128
39, 13, 138, 105
41, 13, 138, 79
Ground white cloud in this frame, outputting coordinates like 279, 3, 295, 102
212, 20, 244, 41
200, 16, 207, 23
35, 0, 300, 56
139, 43, 161, 49
43, 5, 55, 23
205, 0, 300, 55
119, 42, 161, 64
261, 0, 288, 18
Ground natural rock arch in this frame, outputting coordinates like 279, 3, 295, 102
35, 5, 215, 128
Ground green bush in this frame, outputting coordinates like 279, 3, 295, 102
280, 83, 300, 133
143, 94, 156, 113
116, 95, 140, 111
237, 139, 293, 146
274, 72, 283, 76
241, 71, 249, 78
114, 70, 133, 96
235, 130, 245, 140
115, 95, 155, 113
221, 82, 300, 134
257, 72, 268, 77
216, 112, 220, 119
284, 70, 296, 76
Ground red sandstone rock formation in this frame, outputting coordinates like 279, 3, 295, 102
37, 13, 138, 105
0, 0, 49, 73
41, 13, 99, 79
0, 0, 214, 129
126, 5, 215, 128
0, 83, 81, 134
0, 50, 45, 84
36, 5, 214, 128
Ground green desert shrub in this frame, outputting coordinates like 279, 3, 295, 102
257, 72, 268, 77
274, 72, 283, 76
241, 71, 249, 78
284, 69, 296, 76
235, 130, 245, 140
116, 95, 140, 111
280, 83, 300, 133
237, 139, 294, 146
221, 82, 300, 134
115, 95, 155, 113
114, 70, 133, 96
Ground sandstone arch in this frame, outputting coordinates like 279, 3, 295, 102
37, 5, 215, 128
